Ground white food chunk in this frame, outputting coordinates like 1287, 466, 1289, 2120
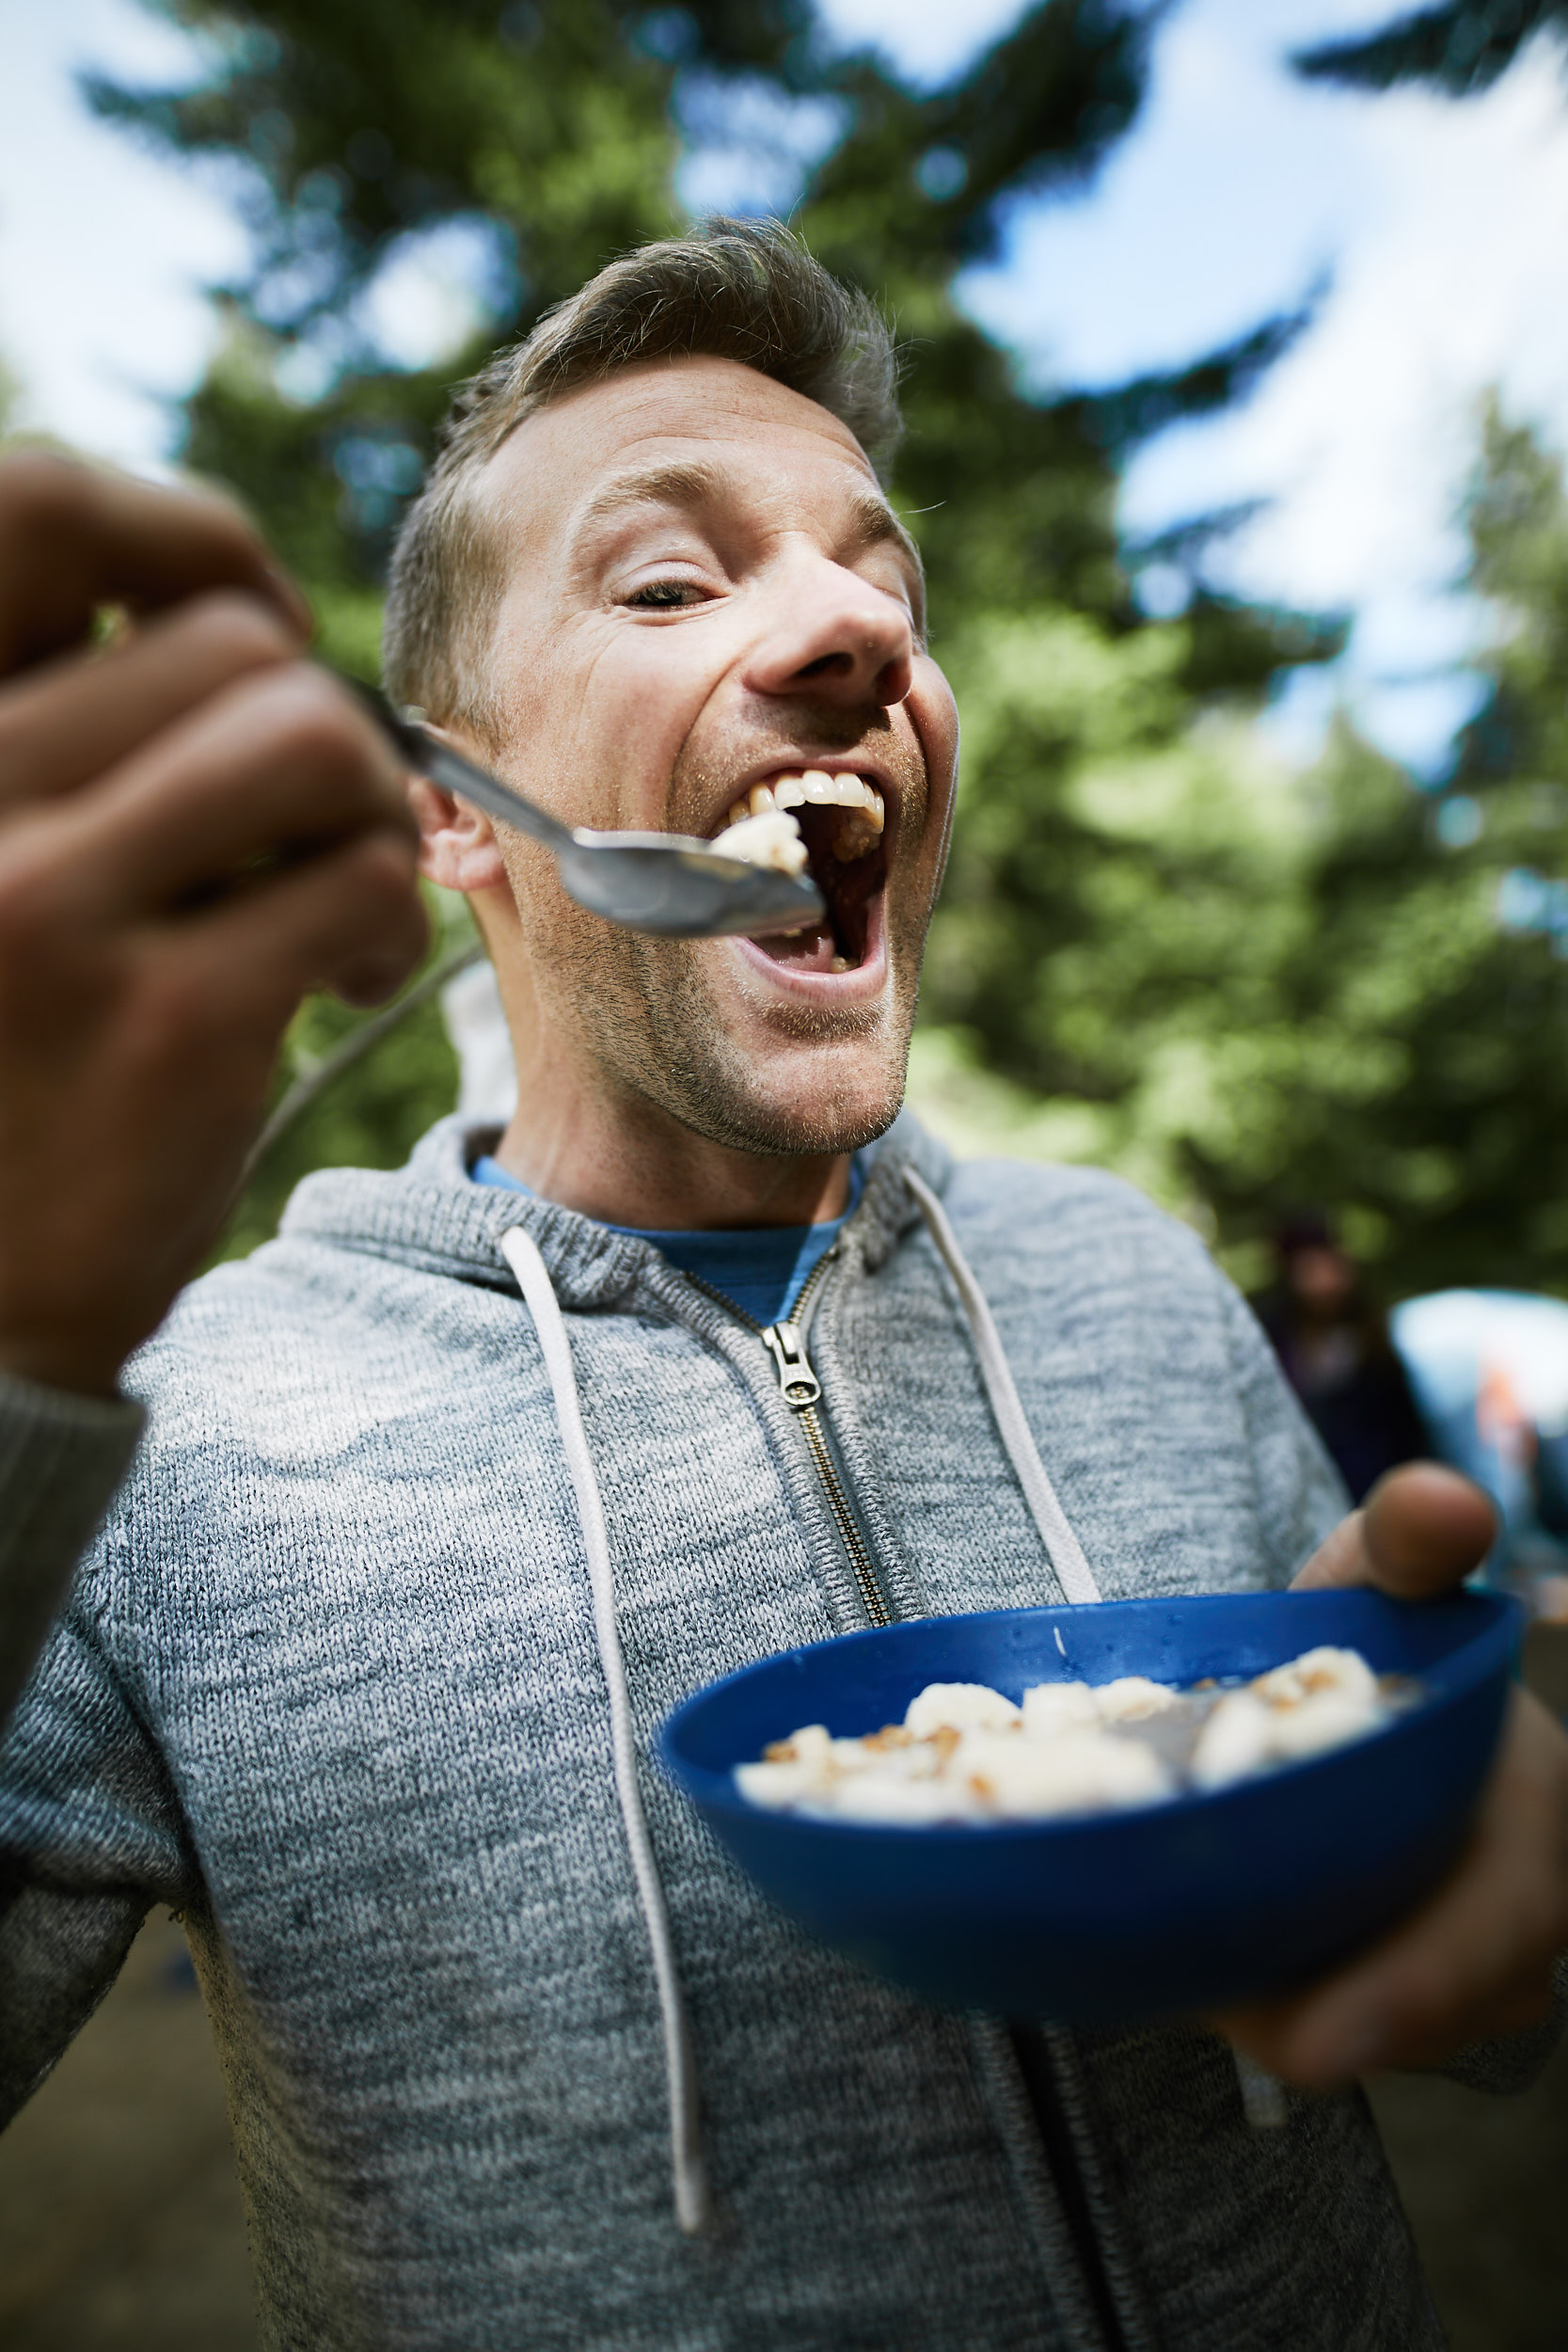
1253, 1645, 1380, 1712
829, 1774, 983, 1825
1268, 1690, 1384, 1760
734, 1759, 821, 1808
709, 808, 808, 876
772, 1723, 833, 1770
1021, 1680, 1101, 1736
1190, 1691, 1277, 1789
960, 1728, 1172, 1818
1092, 1676, 1180, 1723
905, 1681, 1022, 1738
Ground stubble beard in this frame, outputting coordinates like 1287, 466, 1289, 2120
501, 847, 928, 1159
498, 705, 935, 1160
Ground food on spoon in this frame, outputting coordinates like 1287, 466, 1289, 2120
709, 806, 809, 877
733, 1645, 1405, 1825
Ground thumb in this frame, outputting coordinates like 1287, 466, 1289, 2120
1291, 1462, 1497, 1599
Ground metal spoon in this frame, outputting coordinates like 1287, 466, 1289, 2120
363, 692, 826, 940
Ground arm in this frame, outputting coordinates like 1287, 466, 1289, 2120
0, 1375, 142, 1729
0, 454, 426, 1715
0, 1553, 196, 2122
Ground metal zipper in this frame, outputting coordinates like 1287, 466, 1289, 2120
681, 1251, 893, 1629
685, 1244, 1126, 2338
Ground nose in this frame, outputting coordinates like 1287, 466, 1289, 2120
744, 550, 915, 711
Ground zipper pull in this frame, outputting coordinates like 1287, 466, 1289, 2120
762, 1320, 822, 1410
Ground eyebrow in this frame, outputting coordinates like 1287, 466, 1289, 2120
573, 457, 927, 616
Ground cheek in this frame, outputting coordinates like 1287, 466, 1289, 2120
499, 621, 724, 826
902, 663, 958, 870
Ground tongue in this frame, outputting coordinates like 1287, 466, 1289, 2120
754, 922, 843, 972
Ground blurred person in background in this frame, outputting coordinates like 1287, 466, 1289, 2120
1393, 1287, 1568, 1601
1253, 1213, 1432, 1503
1, 222, 1565, 2352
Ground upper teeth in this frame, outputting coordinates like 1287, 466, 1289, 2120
725, 771, 885, 834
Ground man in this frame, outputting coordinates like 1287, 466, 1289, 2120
1, 221, 1563, 2351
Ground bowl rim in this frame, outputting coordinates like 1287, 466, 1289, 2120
657, 1587, 1523, 1844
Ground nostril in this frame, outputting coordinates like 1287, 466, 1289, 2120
796, 650, 854, 681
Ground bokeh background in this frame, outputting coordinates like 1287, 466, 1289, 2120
11, 0, 1568, 1297
4, 1, 1568, 2345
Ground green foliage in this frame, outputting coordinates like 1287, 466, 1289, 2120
915, 405, 1568, 1302
1293, 2, 1564, 100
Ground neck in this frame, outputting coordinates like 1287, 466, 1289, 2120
482, 912, 851, 1232
489, 1101, 851, 1232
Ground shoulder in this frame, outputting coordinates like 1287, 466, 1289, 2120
119, 1221, 500, 1476
126, 1236, 370, 1412
939, 1156, 1217, 1292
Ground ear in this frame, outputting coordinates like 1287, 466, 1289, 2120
409, 773, 509, 893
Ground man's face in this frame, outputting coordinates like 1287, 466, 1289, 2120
463, 354, 958, 1157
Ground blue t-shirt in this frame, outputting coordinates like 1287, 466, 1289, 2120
470, 1152, 865, 1327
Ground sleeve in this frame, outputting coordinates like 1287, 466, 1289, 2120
0, 1370, 145, 1731
0, 1520, 198, 2125
1215, 1274, 1349, 1584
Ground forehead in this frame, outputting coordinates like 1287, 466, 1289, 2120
480, 355, 895, 563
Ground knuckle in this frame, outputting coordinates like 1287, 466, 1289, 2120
0, 823, 65, 953
173, 590, 297, 675
242, 666, 388, 795
328, 831, 422, 935
0, 451, 90, 548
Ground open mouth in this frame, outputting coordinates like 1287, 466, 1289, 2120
711, 771, 888, 976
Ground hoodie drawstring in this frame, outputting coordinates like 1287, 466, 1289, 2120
499, 1225, 713, 2234
904, 1168, 1287, 2132
903, 1168, 1103, 1607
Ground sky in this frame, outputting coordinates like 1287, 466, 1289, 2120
4, 0, 1568, 771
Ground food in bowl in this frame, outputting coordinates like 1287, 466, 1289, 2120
734, 1645, 1407, 1825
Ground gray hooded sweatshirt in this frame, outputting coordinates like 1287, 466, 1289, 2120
0, 1113, 1550, 2350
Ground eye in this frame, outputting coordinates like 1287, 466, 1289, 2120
624, 578, 710, 611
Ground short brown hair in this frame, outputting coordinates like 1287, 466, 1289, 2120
381, 217, 901, 731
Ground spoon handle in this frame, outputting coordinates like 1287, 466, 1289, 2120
346, 681, 577, 852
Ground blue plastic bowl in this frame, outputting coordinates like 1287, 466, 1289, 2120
658, 1589, 1520, 2024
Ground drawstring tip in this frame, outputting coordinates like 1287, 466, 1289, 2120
1233, 2048, 1289, 2128
674, 2155, 715, 2235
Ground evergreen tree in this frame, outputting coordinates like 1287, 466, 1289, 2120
1294, 1, 1565, 99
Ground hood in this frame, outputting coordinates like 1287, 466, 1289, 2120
278, 1107, 955, 1310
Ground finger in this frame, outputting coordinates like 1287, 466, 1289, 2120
0, 592, 297, 811
62, 666, 414, 916
169, 824, 428, 1016
0, 452, 310, 675
1291, 1462, 1497, 1597
1215, 1692, 1568, 2085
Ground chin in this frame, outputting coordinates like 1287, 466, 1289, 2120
673, 1022, 911, 1159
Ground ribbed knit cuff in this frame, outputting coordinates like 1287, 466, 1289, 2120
0, 1370, 145, 1729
